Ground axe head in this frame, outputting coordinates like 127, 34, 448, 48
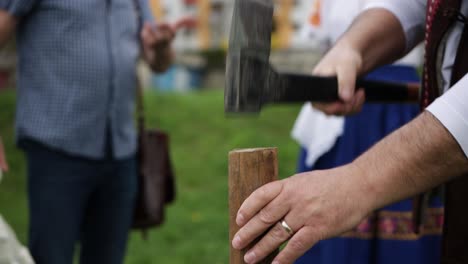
225, 0, 275, 113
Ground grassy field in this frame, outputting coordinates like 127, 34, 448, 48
0, 89, 302, 264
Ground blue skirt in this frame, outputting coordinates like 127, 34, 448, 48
295, 65, 443, 264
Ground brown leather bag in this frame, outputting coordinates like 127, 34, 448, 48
132, 79, 176, 230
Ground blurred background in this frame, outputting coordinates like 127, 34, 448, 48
0, 0, 324, 263
139, 0, 323, 92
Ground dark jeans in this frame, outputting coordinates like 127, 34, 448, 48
24, 141, 137, 264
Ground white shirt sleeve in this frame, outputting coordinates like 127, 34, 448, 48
427, 74, 468, 158
363, 0, 427, 51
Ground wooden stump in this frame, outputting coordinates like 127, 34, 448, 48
229, 148, 279, 264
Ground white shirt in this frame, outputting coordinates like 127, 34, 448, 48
365, 0, 468, 158
301, 0, 423, 66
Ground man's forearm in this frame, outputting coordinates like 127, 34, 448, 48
337, 8, 407, 75
352, 112, 468, 211
0, 10, 16, 48
229, 112, 466, 264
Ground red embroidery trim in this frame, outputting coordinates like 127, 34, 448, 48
342, 208, 444, 240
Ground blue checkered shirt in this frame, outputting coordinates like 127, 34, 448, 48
2, 0, 153, 159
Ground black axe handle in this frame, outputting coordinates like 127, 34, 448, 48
277, 73, 420, 103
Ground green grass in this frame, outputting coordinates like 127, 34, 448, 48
0, 89, 302, 264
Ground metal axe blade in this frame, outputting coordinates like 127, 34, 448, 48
225, 0, 274, 113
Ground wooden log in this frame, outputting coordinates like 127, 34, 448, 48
229, 148, 279, 264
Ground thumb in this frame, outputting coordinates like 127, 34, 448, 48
336, 64, 357, 102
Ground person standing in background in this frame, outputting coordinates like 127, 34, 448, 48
291, 0, 443, 263
0, 0, 177, 263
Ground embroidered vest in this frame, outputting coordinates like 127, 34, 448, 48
422, 0, 468, 263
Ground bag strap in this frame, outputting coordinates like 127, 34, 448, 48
136, 76, 146, 134
133, 0, 146, 133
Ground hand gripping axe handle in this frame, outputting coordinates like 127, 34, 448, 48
225, 0, 420, 113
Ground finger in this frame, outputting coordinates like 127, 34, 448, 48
312, 65, 334, 76
313, 102, 347, 116
351, 89, 366, 114
151, 30, 174, 47
233, 197, 290, 250
315, 90, 366, 116
243, 222, 291, 264
236, 181, 283, 226
272, 227, 319, 264
142, 22, 158, 35
141, 24, 157, 44
341, 89, 366, 115
313, 102, 337, 114
243, 218, 299, 263
312, 66, 349, 115
142, 23, 173, 45
341, 95, 359, 115
156, 24, 176, 40
336, 64, 357, 103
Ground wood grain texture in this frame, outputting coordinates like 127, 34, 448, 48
229, 148, 279, 264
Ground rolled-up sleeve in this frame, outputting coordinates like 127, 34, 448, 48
427, 74, 468, 158
364, 0, 427, 52
0, 0, 37, 18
